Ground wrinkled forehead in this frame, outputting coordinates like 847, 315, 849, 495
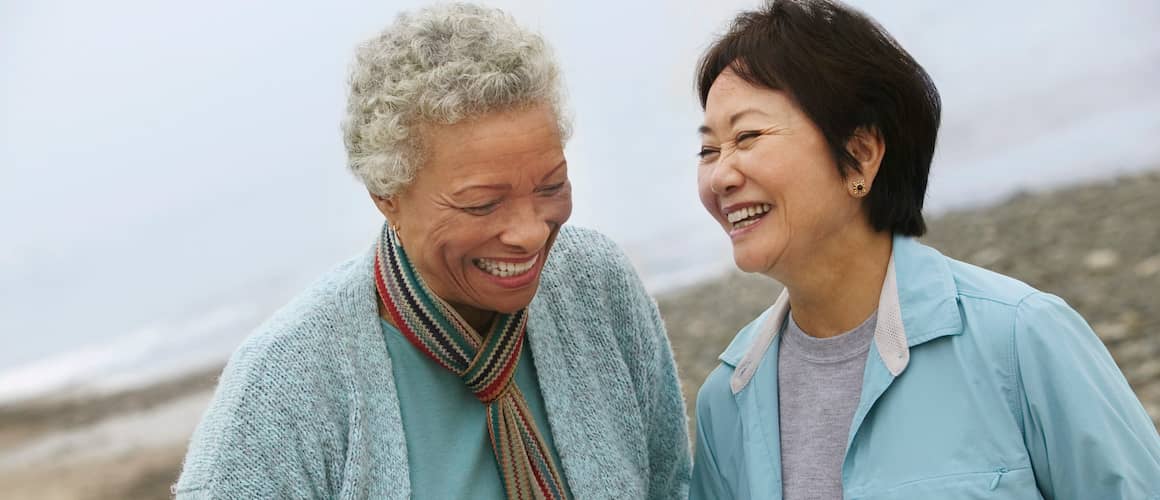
421, 105, 564, 169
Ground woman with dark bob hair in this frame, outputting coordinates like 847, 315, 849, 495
689, 1, 1160, 499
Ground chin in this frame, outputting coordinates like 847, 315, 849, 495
733, 256, 765, 274
481, 290, 538, 314
731, 245, 781, 275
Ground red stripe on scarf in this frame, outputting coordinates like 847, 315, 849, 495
515, 403, 557, 497
505, 415, 526, 499
375, 252, 451, 372
477, 334, 525, 402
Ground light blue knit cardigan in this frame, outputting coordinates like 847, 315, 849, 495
174, 226, 691, 499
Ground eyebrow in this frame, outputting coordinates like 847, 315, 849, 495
452, 183, 508, 196
451, 159, 568, 196
539, 160, 567, 182
698, 108, 771, 135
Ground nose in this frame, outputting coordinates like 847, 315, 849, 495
499, 199, 551, 252
708, 154, 744, 195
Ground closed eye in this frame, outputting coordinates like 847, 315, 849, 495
697, 146, 720, 161
734, 130, 763, 148
537, 182, 567, 195
462, 201, 501, 215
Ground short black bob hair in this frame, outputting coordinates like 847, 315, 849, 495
697, 0, 941, 236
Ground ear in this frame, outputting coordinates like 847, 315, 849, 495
369, 190, 402, 227
846, 126, 886, 189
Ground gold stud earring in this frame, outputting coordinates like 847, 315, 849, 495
851, 179, 867, 197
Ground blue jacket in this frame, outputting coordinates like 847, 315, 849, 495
691, 236, 1160, 499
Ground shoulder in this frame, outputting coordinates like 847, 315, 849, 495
696, 363, 737, 416
539, 225, 645, 305
718, 307, 777, 367
696, 306, 776, 423
533, 225, 669, 368
182, 254, 371, 461
936, 254, 1043, 350
941, 252, 1091, 340
945, 256, 1038, 307
236, 253, 368, 377
938, 253, 1098, 375
694, 363, 741, 453
545, 225, 634, 275
209, 251, 373, 409
177, 253, 376, 493
1010, 291, 1097, 352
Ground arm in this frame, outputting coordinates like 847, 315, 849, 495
599, 234, 692, 500
174, 337, 341, 499
1014, 292, 1160, 499
637, 296, 695, 500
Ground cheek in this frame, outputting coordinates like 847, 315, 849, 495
778, 178, 843, 237
526, 186, 573, 229
549, 192, 573, 223
423, 215, 485, 270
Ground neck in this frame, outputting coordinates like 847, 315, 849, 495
452, 303, 498, 334
775, 226, 893, 339
378, 295, 496, 334
376, 226, 500, 334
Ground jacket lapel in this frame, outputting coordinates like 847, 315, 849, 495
844, 236, 964, 465
725, 290, 791, 499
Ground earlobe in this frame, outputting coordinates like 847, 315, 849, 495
849, 178, 868, 198
370, 191, 401, 221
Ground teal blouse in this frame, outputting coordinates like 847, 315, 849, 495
380, 319, 571, 499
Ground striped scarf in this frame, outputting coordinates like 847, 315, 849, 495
373, 223, 569, 500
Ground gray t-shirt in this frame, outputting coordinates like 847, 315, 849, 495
778, 309, 877, 500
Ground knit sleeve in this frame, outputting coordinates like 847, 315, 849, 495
174, 326, 348, 499
574, 227, 693, 500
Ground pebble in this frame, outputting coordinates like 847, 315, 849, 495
1084, 249, 1120, 270
1093, 321, 1132, 343
971, 247, 1004, 267
1136, 255, 1160, 277
1128, 359, 1160, 387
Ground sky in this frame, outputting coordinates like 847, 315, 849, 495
2, 0, 1159, 379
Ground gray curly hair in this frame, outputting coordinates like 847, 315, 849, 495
342, 2, 571, 198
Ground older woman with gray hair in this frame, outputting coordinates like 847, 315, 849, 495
174, 3, 690, 499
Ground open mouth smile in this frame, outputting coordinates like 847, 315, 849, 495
725, 203, 772, 232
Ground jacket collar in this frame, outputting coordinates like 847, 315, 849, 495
724, 235, 964, 394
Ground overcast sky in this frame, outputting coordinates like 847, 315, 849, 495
3, 0, 1159, 369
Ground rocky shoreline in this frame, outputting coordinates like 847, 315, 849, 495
2, 170, 1158, 499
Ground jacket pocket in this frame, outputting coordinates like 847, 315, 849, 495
849, 466, 1043, 500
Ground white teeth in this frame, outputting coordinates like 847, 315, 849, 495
734, 218, 760, 229
726, 204, 772, 224
475, 255, 539, 278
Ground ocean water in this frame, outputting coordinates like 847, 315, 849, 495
2, 0, 1158, 403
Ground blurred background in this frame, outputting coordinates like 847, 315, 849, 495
2, 0, 1158, 498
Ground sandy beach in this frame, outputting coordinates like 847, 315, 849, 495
2, 170, 1158, 499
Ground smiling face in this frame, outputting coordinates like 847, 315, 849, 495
375, 103, 572, 319
698, 68, 869, 278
